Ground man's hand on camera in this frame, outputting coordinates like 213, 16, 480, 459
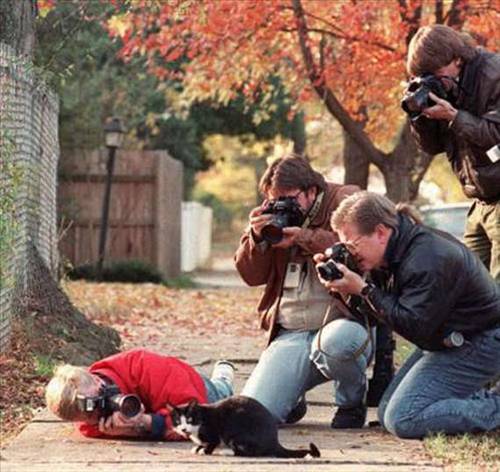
423, 92, 458, 121
98, 407, 152, 437
249, 206, 272, 240
319, 263, 365, 295
313, 253, 325, 264
271, 226, 300, 249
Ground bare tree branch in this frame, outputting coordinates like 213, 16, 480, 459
398, 0, 423, 46
291, 0, 385, 168
435, 0, 444, 23
445, 0, 468, 28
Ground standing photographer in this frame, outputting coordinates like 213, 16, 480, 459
405, 24, 500, 283
320, 191, 500, 438
235, 155, 375, 428
45, 348, 234, 440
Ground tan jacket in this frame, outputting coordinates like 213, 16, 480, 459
234, 182, 359, 343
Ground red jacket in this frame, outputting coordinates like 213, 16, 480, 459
78, 349, 207, 440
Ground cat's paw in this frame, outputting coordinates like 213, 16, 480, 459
191, 445, 204, 455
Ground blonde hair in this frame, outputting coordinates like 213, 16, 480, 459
407, 25, 477, 76
331, 191, 421, 234
45, 365, 95, 421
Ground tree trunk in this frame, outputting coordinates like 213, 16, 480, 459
291, 111, 307, 156
0, 0, 36, 57
292, 0, 451, 203
379, 120, 434, 202
343, 129, 370, 189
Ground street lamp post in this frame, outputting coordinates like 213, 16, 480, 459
96, 117, 124, 280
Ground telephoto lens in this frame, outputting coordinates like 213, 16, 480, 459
110, 394, 142, 417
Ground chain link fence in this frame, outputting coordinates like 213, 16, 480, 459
0, 43, 59, 351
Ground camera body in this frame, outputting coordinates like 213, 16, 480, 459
77, 384, 142, 418
401, 74, 448, 120
316, 243, 360, 281
261, 196, 305, 244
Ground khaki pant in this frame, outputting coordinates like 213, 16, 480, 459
464, 200, 500, 285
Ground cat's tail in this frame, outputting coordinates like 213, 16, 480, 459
276, 442, 321, 458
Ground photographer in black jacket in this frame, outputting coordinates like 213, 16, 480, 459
405, 24, 500, 284
318, 191, 500, 438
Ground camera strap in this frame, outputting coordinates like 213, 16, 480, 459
267, 190, 325, 329
301, 191, 324, 229
316, 295, 374, 364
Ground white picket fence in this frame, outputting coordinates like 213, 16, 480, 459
181, 202, 213, 272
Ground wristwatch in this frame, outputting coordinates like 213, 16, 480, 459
359, 282, 375, 299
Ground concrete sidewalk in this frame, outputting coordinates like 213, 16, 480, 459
1, 380, 440, 472
1, 257, 443, 471
192, 255, 246, 289
1, 346, 442, 472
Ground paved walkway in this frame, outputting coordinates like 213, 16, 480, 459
1, 257, 443, 472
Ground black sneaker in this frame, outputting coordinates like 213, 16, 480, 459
331, 405, 367, 429
285, 397, 307, 424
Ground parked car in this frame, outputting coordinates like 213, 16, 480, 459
419, 202, 471, 241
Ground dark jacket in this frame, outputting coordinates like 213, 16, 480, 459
366, 214, 500, 351
234, 182, 359, 342
410, 50, 500, 202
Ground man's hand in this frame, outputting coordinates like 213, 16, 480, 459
248, 206, 273, 240
423, 92, 458, 122
271, 226, 301, 249
98, 408, 152, 437
317, 262, 365, 296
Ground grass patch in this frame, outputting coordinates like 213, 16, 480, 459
394, 335, 415, 367
34, 355, 56, 377
425, 431, 500, 471
163, 274, 198, 289
393, 336, 500, 470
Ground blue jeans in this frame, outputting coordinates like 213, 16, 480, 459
201, 375, 234, 403
378, 327, 500, 438
241, 319, 373, 422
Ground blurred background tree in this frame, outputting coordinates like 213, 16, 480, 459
107, 0, 499, 201
34, 1, 304, 197
33, 0, 494, 231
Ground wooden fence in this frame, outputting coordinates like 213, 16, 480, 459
58, 149, 183, 279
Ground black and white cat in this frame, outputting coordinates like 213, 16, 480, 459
170, 395, 320, 458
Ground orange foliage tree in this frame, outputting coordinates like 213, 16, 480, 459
107, 0, 500, 201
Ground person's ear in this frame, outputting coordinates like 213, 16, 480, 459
306, 187, 317, 203
375, 224, 390, 243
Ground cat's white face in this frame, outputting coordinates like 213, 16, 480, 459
173, 414, 202, 444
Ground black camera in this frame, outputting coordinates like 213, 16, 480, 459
401, 74, 448, 120
261, 196, 305, 244
316, 243, 360, 281
77, 384, 142, 418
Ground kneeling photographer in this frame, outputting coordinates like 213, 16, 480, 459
45, 348, 234, 440
319, 191, 500, 439
236, 154, 380, 429
403, 24, 500, 283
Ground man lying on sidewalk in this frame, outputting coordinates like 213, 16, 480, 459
45, 348, 234, 440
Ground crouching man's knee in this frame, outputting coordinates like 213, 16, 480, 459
310, 319, 371, 379
382, 402, 424, 439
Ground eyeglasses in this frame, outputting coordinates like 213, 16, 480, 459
343, 234, 367, 254
268, 189, 304, 201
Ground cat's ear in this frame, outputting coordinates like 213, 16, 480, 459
187, 399, 199, 411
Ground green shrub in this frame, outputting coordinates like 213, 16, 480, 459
68, 259, 163, 284
162, 274, 197, 288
